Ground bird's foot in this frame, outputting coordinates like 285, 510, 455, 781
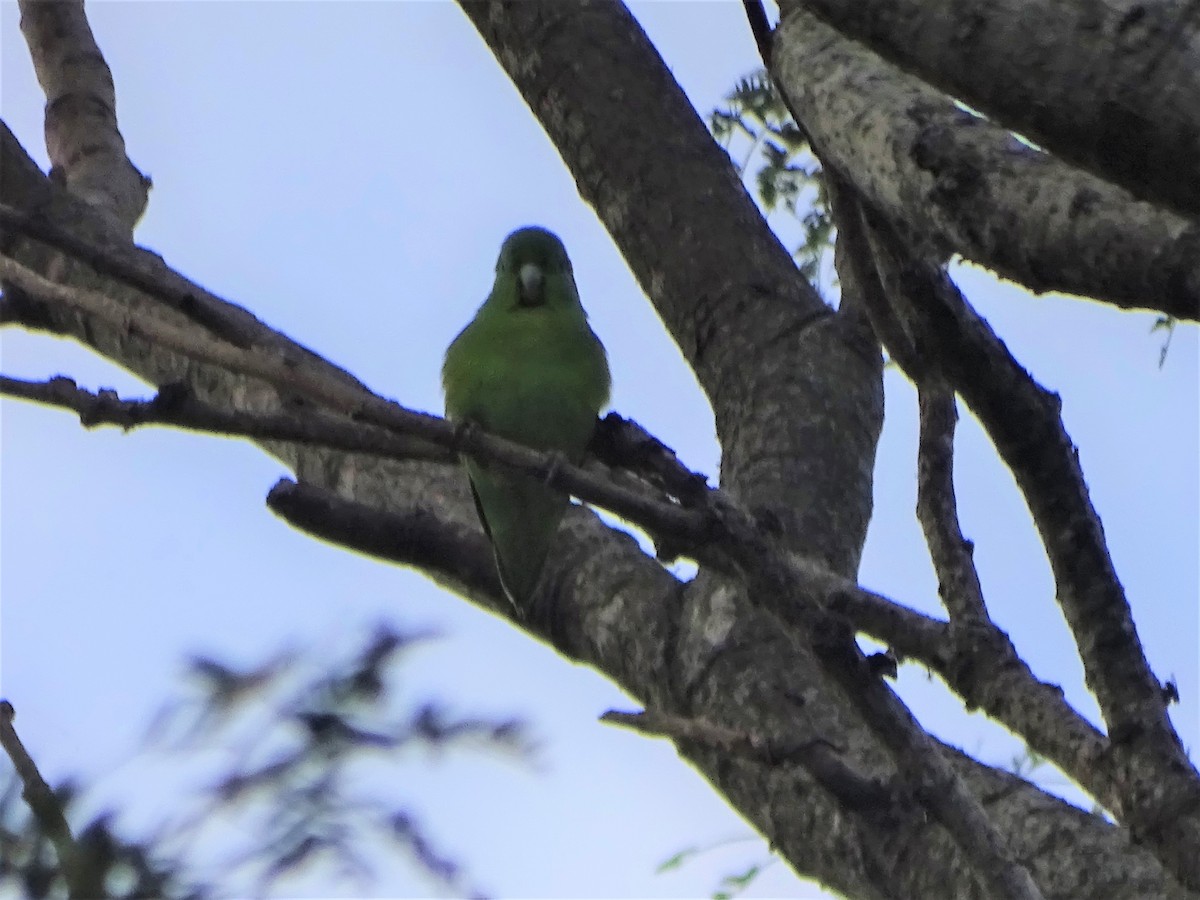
542, 450, 569, 486
451, 418, 481, 448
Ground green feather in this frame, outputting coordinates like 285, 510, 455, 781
442, 227, 611, 606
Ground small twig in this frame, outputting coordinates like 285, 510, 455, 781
591, 412, 709, 505
0, 701, 99, 899
601, 708, 897, 811
742, 0, 774, 69
0, 374, 448, 463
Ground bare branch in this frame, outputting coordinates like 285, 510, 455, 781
741, 0, 774, 68
783, 0, 1200, 219
916, 385, 989, 622
0, 371, 714, 552
0, 201, 274, 350
0, 252, 379, 421
0, 368, 1078, 900
0, 701, 101, 899
0, 374, 449, 462
276, 459, 1117, 852
7, 366, 1107, 810
772, 7, 1200, 321
826, 174, 1151, 840
861, 207, 1200, 888
696, 517, 1046, 899
17, 0, 149, 230
266, 478, 507, 610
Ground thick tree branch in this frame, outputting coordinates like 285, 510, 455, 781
0, 702, 100, 899
736, 560, 1044, 900
17, 0, 149, 230
602, 708, 898, 811
0, 201, 274, 350
771, 6, 1200, 322
267, 478, 507, 611
788, 0, 1200, 219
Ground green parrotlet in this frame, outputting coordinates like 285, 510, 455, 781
442, 226, 611, 606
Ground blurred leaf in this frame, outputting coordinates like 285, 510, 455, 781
656, 845, 699, 873
710, 69, 837, 296
721, 863, 762, 891
1151, 315, 1177, 367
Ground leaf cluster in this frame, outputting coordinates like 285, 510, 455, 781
710, 71, 834, 286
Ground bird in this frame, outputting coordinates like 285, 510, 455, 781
442, 226, 611, 607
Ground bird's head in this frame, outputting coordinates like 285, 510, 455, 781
496, 226, 575, 308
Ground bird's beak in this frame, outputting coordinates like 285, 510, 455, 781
518, 263, 545, 306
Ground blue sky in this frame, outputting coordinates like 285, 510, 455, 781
1, 3, 1196, 898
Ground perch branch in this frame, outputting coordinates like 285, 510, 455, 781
0, 372, 713, 550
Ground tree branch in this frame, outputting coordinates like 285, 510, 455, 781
0, 701, 101, 899
266, 478, 507, 611
0, 373, 449, 462
861, 205, 1200, 889
736, 555, 1045, 900
0, 201, 277, 350
829, 172, 1156, 858
273, 451, 1116, 856
1, 351, 1084, 900
784, 0, 1200, 219
741, 0, 773, 68
0, 372, 714, 553
17, 0, 149, 230
602, 708, 899, 811
771, 6, 1200, 321
916, 385, 989, 622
